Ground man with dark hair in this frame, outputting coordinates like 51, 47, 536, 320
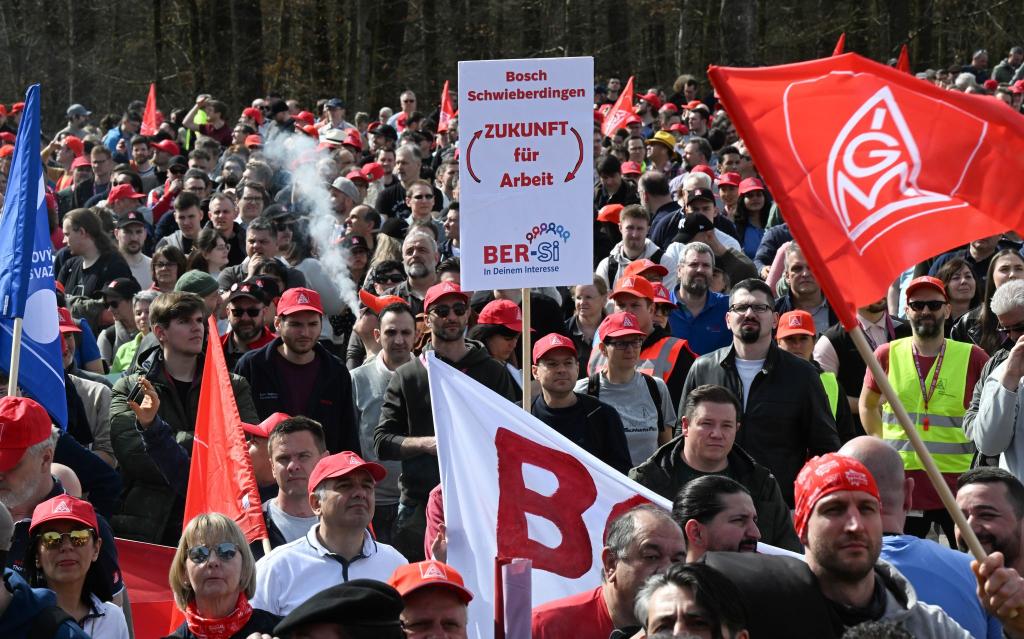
671, 474, 761, 561
345, 204, 381, 252
956, 467, 1024, 575
638, 171, 680, 244
217, 218, 307, 292
774, 243, 839, 334
595, 205, 675, 292
235, 287, 359, 455
634, 562, 749, 639
110, 291, 258, 544
682, 278, 840, 506
156, 191, 204, 254
595, 155, 638, 209
183, 94, 233, 147
531, 505, 685, 639
102, 111, 141, 161
667, 242, 732, 355
631, 383, 800, 551
222, 280, 276, 369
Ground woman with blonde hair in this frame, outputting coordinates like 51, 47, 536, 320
165, 513, 280, 638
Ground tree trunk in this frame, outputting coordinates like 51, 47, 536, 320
232, 0, 264, 110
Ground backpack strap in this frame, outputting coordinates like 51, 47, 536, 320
606, 256, 620, 289
640, 373, 665, 430
650, 246, 665, 265
587, 372, 601, 399
29, 605, 76, 639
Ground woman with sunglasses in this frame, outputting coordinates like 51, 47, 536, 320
468, 299, 527, 387
166, 513, 280, 639
23, 494, 129, 638
952, 249, 1024, 353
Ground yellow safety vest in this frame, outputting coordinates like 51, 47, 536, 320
881, 338, 975, 473
820, 371, 839, 419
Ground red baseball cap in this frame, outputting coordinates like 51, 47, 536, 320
620, 161, 642, 178
244, 134, 263, 148
652, 283, 674, 306
624, 113, 643, 127
29, 494, 98, 535
0, 396, 53, 472
738, 177, 766, 196
358, 289, 409, 315
10, 102, 24, 114
277, 287, 324, 316
610, 275, 655, 302
596, 204, 623, 224
242, 412, 291, 439
532, 333, 577, 364
477, 299, 526, 332
295, 111, 315, 126
598, 311, 646, 342
150, 139, 180, 156
690, 164, 717, 180
0, 145, 14, 159
62, 135, 84, 157
346, 169, 368, 185
242, 107, 264, 125
906, 275, 948, 301
57, 307, 81, 334
668, 123, 689, 135
343, 129, 363, 151
424, 282, 469, 312
107, 183, 145, 205
0, 132, 13, 145
660, 103, 680, 114
776, 310, 815, 339
361, 162, 386, 182
71, 156, 92, 170
389, 561, 474, 604
717, 172, 742, 188
685, 100, 704, 111
308, 451, 387, 493
622, 259, 668, 280
640, 92, 662, 111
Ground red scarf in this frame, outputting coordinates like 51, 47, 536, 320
182, 593, 253, 639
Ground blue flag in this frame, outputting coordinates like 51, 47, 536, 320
0, 84, 66, 428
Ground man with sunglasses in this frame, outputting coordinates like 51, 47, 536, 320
681, 278, 839, 507
861, 276, 988, 543
222, 280, 276, 370
966, 279, 1024, 481
376, 282, 520, 561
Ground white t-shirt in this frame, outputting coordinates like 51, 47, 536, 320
267, 499, 318, 544
734, 357, 765, 409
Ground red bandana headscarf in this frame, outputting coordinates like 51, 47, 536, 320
182, 592, 253, 639
793, 453, 881, 539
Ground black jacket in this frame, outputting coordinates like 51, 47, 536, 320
681, 341, 840, 506
629, 438, 801, 551
375, 342, 521, 502
234, 338, 359, 455
531, 392, 632, 475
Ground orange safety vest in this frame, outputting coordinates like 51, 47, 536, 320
637, 336, 688, 382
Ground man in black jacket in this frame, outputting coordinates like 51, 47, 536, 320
530, 333, 631, 474
375, 282, 520, 561
680, 278, 840, 507
630, 384, 800, 551
235, 287, 359, 455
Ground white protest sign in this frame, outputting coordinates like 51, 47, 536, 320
458, 56, 594, 290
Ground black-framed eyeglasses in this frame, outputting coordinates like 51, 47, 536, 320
430, 303, 468, 318
907, 300, 946, 312
187, 542, 239, 565
39, 529, 93, 549
728, 303, 772, 314
998, 322, 1024, 339
230, 307, 262, 317
375, 273, 405, 284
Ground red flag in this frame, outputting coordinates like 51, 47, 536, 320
832, 33, 846, 56
438, 80, 455, 133
183, 316, 267, 540
115, 538, 177, 638
141, 83, 159, 136
600, 76, 634, 138
896, 45, 911, 73
708, 53, 1024, 328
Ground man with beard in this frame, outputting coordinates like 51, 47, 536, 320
221, 280, 276, 369
774, 243, 839, 334
673, 475, 762, 561
206, 192, 246, 265
389, 231, 439, 317
668, 242, 731, 355
376, 282, 519, 561
860, 276, 988, 544
956, 468, 1024, 576
841, 437, 1002, 639
682, 278, 839, 507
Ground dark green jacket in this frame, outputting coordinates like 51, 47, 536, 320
110, 347, 258, 544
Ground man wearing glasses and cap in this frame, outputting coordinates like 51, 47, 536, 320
860, 276, 989, 543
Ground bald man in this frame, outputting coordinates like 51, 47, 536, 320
838, 436, 1001, 638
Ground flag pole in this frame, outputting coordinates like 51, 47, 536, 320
521, 289, 532, 411
849, 326, 986, 560
6, 317, 22, 396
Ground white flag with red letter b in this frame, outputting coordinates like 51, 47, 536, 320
429, 355, 671, 639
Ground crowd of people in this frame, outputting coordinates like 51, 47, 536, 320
2, 43, 1024, 638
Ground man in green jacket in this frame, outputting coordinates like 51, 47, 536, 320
109, 292, 258, 545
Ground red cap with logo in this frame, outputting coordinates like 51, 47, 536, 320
244, 134, 263, 148
532, 333, 577, 363
361, 162, 386, 182
29, 494, 98, 535
0, 396, 53, 472
107, 184, 146, 205
652, 283, 674, 306
622, 258, 669, 280
57, 307, 81, 334
610, 275, 655, 302
597, 204, 623, 224
906, 275, 948, 301
598, 311, 646, 342
738, 177, 766, 196
477, 299, 526, 332
717, 172, 742, 188
620, 161, 642, 177
388, 560, 474, 604
776, 310, 815, 339
423, 282, 469, 311
794, 453, 880, 539
242, 412, 291, 439
308, 451, 387, 493
358, 289, 409, 315
346, 169, 369, 185
277, 287, 324, 316
343, 129, 363, 151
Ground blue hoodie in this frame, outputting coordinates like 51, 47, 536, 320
0, 568, 90, 639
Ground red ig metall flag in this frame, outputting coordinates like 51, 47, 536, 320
709, 53, 1024, 328
600, 76, 634, 138
438, 80, 455, 133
